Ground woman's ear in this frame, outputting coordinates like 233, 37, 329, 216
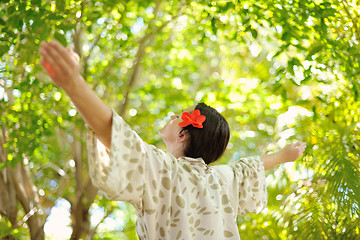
177, 129, 189, 143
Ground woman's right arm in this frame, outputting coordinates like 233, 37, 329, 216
39, 40, 112, 148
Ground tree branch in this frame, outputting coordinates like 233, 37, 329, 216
82, 16, 111, 79
0, 126, 18, 227
6, 166, 18, 227
119, 5, 185, 116
84, 208, 114, 240
73, 126, 83, 200
92, 51, 124, 91
73, 0, 86, 59
9, 164, 45, 239
17, 206, 38, 227
87, 3, 129, 90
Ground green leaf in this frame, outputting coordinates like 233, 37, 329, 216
316, 96, 328, 104
242, 17, 250, 25
47, 14, 65, 21
56, 0, 65, 12
0, 44, 10, 57
54, 31, 67, 46
250, 27, 258, 39
211, 17, 217, 34
6, 5, 16, 15
32, 21, 51, 41
352, 83, 359, 101
306, 43, 323, 60
272, 82, 283, 92
220, 2, 235, 11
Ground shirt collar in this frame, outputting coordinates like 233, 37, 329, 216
181, 156, 206, 165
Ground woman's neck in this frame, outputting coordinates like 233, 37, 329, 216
169, 146, 185, 159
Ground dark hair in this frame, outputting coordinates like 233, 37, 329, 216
182, 103, 230, 164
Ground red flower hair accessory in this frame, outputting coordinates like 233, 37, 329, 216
179, 109, 206, 128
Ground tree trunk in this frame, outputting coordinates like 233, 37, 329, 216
27, 216, 45, 240
0, 87, 45, 240
69, 126, 98, 239
0, 127, 18, 239
10, 163, 45, 240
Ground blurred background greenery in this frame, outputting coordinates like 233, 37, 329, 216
0, 0, 359, 239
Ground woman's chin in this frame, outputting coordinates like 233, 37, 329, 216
158, 131, 169, 144
158, 128, 164, 137
158, 123, 169, 137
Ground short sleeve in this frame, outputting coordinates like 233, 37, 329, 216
228, 156, 267, 215
87, 109, 148, 206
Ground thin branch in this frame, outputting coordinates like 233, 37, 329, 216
40, 162, 67, 177
21, 163, 39, 212
0, 126, 7, 163
82, 33, 102, 77
147, 0, 162, 29
88, 3, 129, 89
17, 207, 38, 227
82, 17, 111, 78
0, 127, 18, 226
0, 170, 10, 219
73, 126, 83, 199
84, 208, 114, 240
8, 166, 26, 229
92, 51, 124, 91
73, 0, 86, 59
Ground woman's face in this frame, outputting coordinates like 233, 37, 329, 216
159, 106, 195, 147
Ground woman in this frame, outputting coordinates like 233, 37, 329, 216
39, 40, 306, 239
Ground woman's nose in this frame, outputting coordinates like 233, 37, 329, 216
170, 115, 178, 120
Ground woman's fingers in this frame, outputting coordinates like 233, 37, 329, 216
39, 58, 56, 77
295, 142, 306, 156
39, 40, 85, 92
43, 41, 71, 76
39, 44, 62, 77
49, 40, 75, 66
66, 47, 80, 62
39, 40, 81, 89
40, 40, 81, 84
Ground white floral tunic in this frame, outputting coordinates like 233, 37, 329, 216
87, 110, 267, 240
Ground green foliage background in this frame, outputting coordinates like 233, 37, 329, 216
0, 0, 359, 239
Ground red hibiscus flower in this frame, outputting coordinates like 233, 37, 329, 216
178, 109, 206, 128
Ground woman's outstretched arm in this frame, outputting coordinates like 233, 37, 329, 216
39, 40, 113, 148
261, 142, 306, 170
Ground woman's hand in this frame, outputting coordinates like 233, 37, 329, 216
39, 39, 113, 148
261, 141, 306, 170
39, 40, 82, 93
280, 142, 307, 163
